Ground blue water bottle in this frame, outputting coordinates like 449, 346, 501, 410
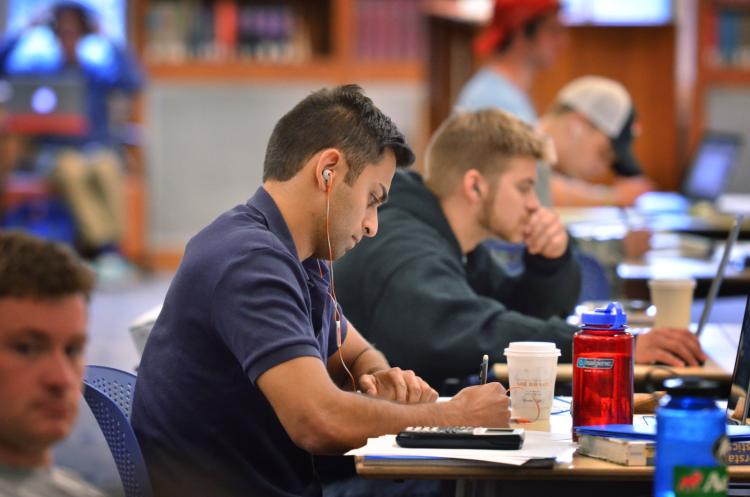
654, 377, 728, 497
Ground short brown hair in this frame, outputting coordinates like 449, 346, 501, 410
263, 84, 414, 185
424, 109, 548, 198
0, 231, 95, 300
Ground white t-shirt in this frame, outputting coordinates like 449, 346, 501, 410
0, 464, 104, 497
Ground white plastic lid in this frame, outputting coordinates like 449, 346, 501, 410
647, 278, 696, 289
503, 341, 561, 357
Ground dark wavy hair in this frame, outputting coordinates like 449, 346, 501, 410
263, 84, 415, 185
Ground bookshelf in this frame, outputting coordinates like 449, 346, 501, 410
701, 0, 750, 72
135, 0, 426, 82
130, 0, 429, 269
689, 0, 750, 154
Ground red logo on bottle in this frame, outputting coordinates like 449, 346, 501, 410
677, 470, 703, 491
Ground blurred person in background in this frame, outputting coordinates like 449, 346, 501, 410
0, 1, 143, 282
455, 0, 567, 206
0, 230, 102, 497
539, 76, 654, 207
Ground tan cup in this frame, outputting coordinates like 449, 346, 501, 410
648, 278, 696, 329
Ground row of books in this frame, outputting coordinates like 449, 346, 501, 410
144, 1, 313, 64
142, 0, 425, 65
706, 8, 750, 69
355, 0, 425, 61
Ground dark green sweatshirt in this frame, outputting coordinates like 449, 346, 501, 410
334, 169, 580, 389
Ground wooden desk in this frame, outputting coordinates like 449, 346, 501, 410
561, 207, 750, 298
492, 323, 740, 386
356, 322, 747, 494
617, 255, 750, 300
559, 207, 750, 240
357, 412, 750, 479
355, 412, 750, 495
493, 361, 730, 386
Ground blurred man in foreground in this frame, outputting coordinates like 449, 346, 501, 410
0, 230, 101, 497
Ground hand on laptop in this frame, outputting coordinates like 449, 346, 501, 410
634, 327, 707, 367
612, 176, 653, 207
359, 367, 438, 404
523, 207, 568, 259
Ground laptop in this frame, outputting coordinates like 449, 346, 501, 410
636, 132, 743, 214
696, 215, 744, 338
0, 74, 88, 136
726, 294, 750, 424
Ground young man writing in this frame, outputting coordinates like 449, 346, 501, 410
334, 109, 706, 391
0, 231, 101, 497
132, 85, 510, 497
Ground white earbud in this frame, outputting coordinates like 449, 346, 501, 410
322, 169, 332, 185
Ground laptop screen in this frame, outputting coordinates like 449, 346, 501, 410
1, 75, 88, 136
682, 133, 742, 201
727, 295, 750, 421
6, 0, 128, 43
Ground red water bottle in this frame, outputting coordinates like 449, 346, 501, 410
572, 302, 633, 435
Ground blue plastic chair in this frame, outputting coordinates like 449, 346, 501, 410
82, 365, 152, 497
575, 251, 612, 303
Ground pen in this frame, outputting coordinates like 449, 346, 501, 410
479, 354, 489, 385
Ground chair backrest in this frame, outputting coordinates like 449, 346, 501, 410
575, 251, 611, 303
82, 366, 152, 497
84, 365, 137, 420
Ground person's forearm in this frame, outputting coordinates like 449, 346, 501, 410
332, 324, 390, 389
550, 175, 616, 207
332, 345, 388, 391
308, 389, 460, 454
350, 346, 389, 378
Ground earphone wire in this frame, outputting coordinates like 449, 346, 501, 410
322, 177, 357, 392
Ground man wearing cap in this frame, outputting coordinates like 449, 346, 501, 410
455, 0, 567, 206
539, 76, 654, 206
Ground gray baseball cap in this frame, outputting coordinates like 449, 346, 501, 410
556, 76, 641, 177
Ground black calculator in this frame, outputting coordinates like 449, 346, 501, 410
396, 426, 524, 450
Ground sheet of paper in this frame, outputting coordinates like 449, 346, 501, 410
346, 431, 576, 466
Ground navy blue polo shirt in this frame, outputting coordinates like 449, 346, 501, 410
132, 187, 347, 497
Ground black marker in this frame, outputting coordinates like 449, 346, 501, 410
479, 354, 489, 385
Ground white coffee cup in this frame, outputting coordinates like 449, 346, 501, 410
503, 342, 561, 421
648, 278, 696, 329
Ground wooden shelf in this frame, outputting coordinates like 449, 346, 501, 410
146, 59, 424, 82
347, 61, 425, 81
140, 0, 426, 84
422, 0, 489, 24
701, 66, 750, 85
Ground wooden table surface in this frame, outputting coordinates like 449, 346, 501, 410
356, 410, 750, 481
356, 323, 747, 481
